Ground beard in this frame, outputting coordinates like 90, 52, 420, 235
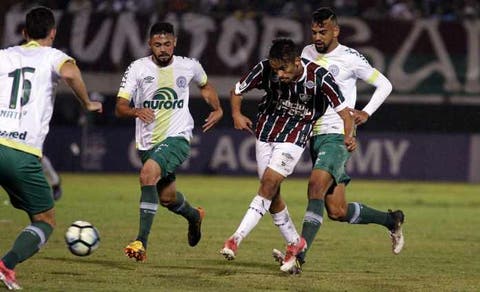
314, 43, 328, 54
153, 54, 173, 66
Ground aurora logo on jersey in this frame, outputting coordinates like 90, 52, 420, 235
143, 87, 184, 109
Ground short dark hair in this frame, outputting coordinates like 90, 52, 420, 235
149, 22, 175, 38
312, 7, 337, 25
25, 6, 55, 39
268, 39, 298, 63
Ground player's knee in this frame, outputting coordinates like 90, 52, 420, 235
260, 177, 280, 197
32, 210, 56, 228
307, 180, 326, 199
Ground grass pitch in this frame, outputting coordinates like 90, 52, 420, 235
1, 174, 479, 291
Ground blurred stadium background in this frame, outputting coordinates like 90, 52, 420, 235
1, 0, 479, 182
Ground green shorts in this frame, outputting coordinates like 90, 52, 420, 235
0, 144, 54, 215
309, 134, 351, 185
138, 136, 190, 181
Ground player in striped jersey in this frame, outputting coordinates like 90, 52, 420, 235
220, 39, 356, 268
272, 7, 404, 274
0, 7, 102, 289
116, 22, 223, 262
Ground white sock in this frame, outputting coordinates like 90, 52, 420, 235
233, 195, 272, 245
271, 207, 300, 245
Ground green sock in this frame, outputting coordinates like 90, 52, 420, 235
299, 199, 324, 262
166, 192, 199, 222
2, 221, 53, 269
346, 202, 393, 228
137, 185, 159, 248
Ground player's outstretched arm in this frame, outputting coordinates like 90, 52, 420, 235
115, 97, 154, 124
230, 89, 253, 134
60, 61, 102, 113
200, 81, 223, 132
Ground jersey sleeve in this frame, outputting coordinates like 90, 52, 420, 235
192, 59, 208, 87
50, 49, 74, 76
351, 50, 377, 84
117, 62, 138, 101
317, 69, 347, 112
234, 61, 265, 95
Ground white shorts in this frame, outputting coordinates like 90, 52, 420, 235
256, 140, 305, 178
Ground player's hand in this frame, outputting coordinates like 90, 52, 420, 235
202, 109, 223, 132
232, 113, 254, 134
350, 109, 369, 125
344, 136, 356, 152
86, 101, 103, 113
134, 108, 155, 124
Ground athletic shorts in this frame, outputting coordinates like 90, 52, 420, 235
138, 136, 190, 179
0, 144, 53, 215
256, 140, 305, 178
309, 134, 351, 185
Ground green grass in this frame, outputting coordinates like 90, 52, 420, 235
1, 174, 480, 291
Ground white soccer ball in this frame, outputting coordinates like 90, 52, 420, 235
65, 221, 100, 256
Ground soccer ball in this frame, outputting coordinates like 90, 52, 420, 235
65, 221, 100, 256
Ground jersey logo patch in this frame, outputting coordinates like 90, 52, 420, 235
305, 80, 315, 89
328, 65, 340, 76
176, 76, 187, 88
144, 76, 155, 83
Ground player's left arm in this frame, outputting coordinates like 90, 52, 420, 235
353, 54, 393, 125
199, 81, 223, 132
60, 60, 103, 113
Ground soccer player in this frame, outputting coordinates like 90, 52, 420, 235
272, 7, 405, 274
220, 39, 356, 271
0, 7, 102, 290
42, 156, 62, 201
116, 22, 223, 262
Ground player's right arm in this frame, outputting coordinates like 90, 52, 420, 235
115, 97, 154, 123
60, 61, 102, 113
114, 62, 154, 123
230, 61, 265, 134
230, 89, 253, 134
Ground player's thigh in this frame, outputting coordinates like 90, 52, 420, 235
255, 140, 274, 179
268, 142, 304, 177
140, 136, 190, 178
0, 145, 53, 215
311, 134, 351, 185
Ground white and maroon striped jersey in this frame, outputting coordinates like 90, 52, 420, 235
235, 58, 346, 147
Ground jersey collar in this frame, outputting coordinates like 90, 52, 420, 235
22, 40, 41, 48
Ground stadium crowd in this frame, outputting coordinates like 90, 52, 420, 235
1, 0, 479, 20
